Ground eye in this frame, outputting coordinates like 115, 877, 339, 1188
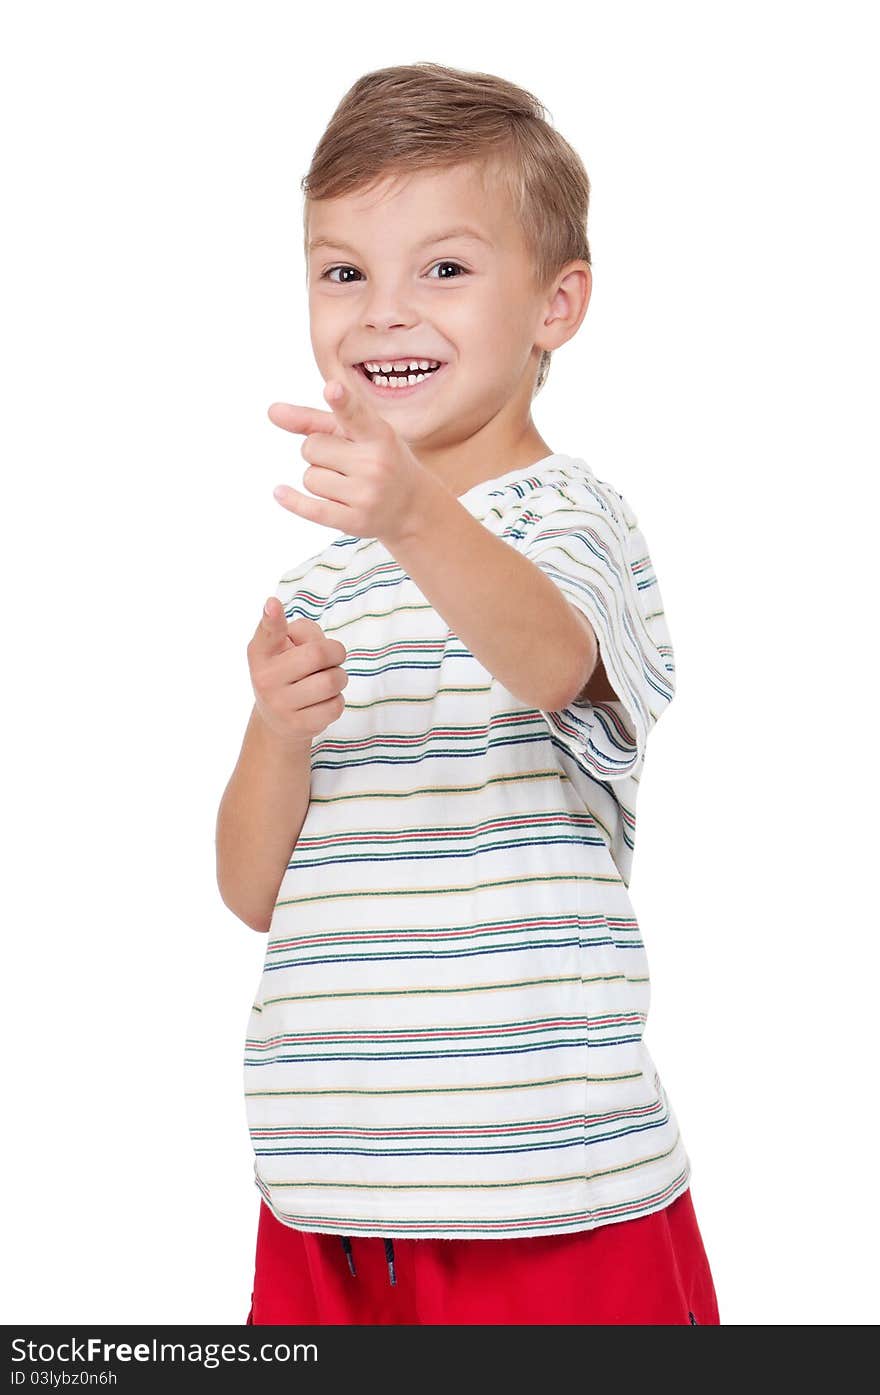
321, 265, 363, 284
427, 261, 468, 279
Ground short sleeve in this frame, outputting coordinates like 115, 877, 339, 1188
514, 471, 676, 783
273, 539, 350, 621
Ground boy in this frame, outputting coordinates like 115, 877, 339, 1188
216, 62, 719, 1325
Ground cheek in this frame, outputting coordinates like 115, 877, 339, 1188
451, 285, 524, 348
308, 293, 350, 339
463, 304, 530, 379
307, 316, 347, 371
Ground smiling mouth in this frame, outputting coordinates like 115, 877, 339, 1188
356, 360, 445, 386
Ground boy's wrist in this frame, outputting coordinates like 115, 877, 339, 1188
252, 705, 314, 754
379, 466, 451, 552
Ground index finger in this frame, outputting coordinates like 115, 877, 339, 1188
267, 402, 344, 437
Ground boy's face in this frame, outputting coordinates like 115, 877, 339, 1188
306, 163, 569, 464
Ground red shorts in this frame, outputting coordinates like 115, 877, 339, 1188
246, 1187, 720, 1325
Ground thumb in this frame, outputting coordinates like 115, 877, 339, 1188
258, 599, 327, 651
251, 595, 294, 653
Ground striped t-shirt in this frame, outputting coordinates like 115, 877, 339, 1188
243, 452, 692, 1239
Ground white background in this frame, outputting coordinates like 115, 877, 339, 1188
2, 0, 877, 1326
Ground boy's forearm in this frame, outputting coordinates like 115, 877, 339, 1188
215, 704, 312, 933
389, 475, 597, 711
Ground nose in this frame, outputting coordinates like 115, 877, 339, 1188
360, 273, 420, 334
364, 311, 417, 333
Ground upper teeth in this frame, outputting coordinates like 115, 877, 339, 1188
363, 359, 440, 372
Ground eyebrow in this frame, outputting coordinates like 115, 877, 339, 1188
308, 226, 492, 255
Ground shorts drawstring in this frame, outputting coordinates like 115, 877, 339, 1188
340, 1234, 397, 1286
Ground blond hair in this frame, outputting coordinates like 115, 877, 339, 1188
301, 62, 591, 396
